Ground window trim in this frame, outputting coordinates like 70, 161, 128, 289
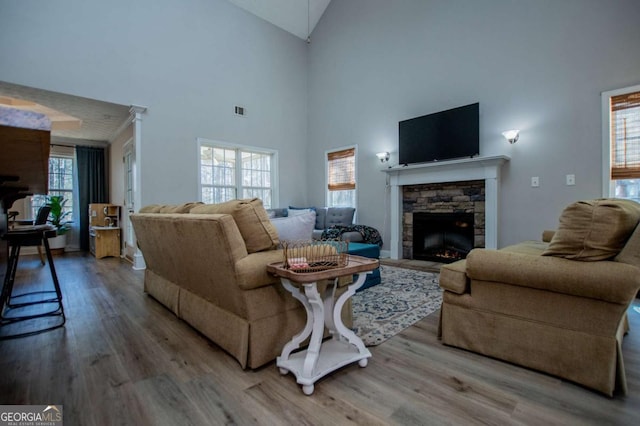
602, 83, 640, 197
196, 138, 279, 208
325, 144, 358, 209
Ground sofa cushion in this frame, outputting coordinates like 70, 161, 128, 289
270, 211, 316, 242
140, 202, 202, 213
287, 207, 315, 217
159, 202, 203, 213
266, 208, 288, 219
326, 207, 355, 228
542, 198, 640, 261
139, 204, 163, 213
191, 198, 278, 253
615, 223, 640, 268
315, 207, 327, 229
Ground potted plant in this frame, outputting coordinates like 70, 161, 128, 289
47, 195, 72, 254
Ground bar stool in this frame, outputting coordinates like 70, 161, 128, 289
0, 225, 66, 339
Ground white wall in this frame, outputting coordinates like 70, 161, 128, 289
0, 0, 310, 208
307, 0, 640, 248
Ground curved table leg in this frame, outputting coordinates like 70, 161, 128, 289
331, 272, 370, 356
301, 282, 325, 379
323, 278, 339, 339
278, 278, 314, 364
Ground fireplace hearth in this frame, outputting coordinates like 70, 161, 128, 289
413, 212, 474, 263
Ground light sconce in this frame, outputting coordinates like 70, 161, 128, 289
376, 152, 390, 163
502, 129, 520, 144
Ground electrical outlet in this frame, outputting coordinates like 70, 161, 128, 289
566, 174, 575, 186
531, 176, 540, 188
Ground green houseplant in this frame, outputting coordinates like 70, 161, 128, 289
46, 195, 72, 253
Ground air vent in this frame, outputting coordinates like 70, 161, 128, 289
234, 106, 246, 116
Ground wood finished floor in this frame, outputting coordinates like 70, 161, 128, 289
1, 253, 639, 425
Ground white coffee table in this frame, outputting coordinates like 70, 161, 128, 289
267, 255, 378, 395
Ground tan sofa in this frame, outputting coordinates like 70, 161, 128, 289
130, 198, 352, 369
439, 199, 640, 396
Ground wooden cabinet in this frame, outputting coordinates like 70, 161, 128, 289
90, 228, 121, 259
89, 203, 120, 228
89, 204, 121, 258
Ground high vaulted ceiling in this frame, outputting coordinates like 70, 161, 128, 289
227, 0, 331, 40
0, 2, 330, 143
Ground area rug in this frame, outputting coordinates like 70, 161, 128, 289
352, 265, 442, 346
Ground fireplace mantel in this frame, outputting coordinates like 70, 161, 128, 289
383, 155, 510, 259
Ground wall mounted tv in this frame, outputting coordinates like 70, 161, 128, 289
399, 102, 479, 165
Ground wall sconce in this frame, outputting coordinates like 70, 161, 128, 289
376, 152, 390, 163
502, 129, 520, 144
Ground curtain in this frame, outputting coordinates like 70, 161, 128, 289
76, 146, 108, 251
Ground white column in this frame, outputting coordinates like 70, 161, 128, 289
389, 180, 402, 259
484, 175, 499, 249
130, 104, 147, 271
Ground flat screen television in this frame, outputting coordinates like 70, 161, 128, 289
399, 102, 479, 165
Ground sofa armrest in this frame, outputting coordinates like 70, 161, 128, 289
235, 250, 285, 290
466, 249, 640, 304
440, 259, 468, 294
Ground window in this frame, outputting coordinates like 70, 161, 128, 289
326, 146, 356, 208
198, 139, 277, 208
31, 155, 74, 219
603, 85, 640, 202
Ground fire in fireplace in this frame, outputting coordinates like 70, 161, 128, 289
413, 212, 474, 263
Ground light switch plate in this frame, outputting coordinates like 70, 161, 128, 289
566, 174, 575, 186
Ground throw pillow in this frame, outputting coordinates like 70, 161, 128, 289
542, 198, 640, 261
190, 198, 279, 253
271, 211, 316, 242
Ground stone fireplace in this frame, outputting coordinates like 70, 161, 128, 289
384, 155, 509, 260
403, 181, 484, 261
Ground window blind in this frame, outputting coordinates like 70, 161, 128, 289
327, 148, 356, 191
611, 91, 640, 180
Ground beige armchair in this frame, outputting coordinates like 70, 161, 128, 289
439, 198, 640, 396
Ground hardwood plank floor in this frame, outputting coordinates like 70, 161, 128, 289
1, 253, 639, 425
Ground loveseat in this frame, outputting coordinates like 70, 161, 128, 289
439, 198, 640, 396
130, 198, 352, 369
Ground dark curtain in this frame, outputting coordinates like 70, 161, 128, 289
76, 146, 108, 251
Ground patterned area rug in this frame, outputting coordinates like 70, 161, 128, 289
352, 265, 442, 346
